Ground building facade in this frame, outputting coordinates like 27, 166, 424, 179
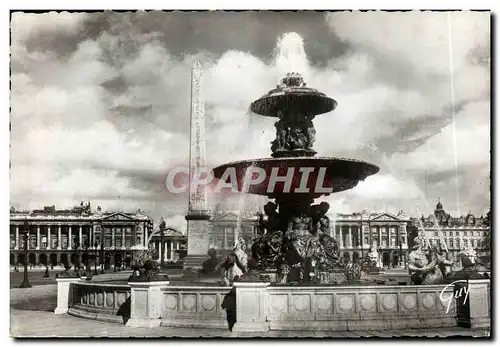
331, 210, 410, 268
208, 211, 258, 254
149, 228, 187, 263
411, 200, 490, 263
9, 203, 154, 269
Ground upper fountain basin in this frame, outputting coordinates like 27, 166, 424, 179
212, 157, 379, 200
250, 72, 337, 117
250, 87, 337, 117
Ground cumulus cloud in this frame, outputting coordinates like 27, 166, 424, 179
10, 11, 490, 227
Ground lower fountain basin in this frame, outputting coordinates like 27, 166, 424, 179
212, 156, 379, 199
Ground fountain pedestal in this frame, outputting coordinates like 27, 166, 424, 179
54, 278, 81, 314
232, 282, 270, 333
183, 214, 211, 271
456, 279, 490, 329
126, 281, 170, 328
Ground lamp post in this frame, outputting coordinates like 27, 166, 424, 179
93, 241, 99, 276
83, 241, 89, 277
100, 238, 105, 274
399, 242, 403, 268
19, 220, 31, 288
122, 250, 126, 271
73, 235, 80, 272
159, 218, 166, 268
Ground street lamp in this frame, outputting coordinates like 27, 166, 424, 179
73, 235, 80, 272
93, 241, 99, 276
121, 250, 126, 271
19, 220, 31, 288
399, 242, 403, 268
159, 218, 166, 269
83, 241, 90, 277
100, 238, 105, 275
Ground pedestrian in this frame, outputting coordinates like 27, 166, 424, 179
221, 287, 236, 332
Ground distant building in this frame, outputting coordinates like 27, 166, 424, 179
410, 200, 490, 262
9, 203, 154, 269
330, 210, 410, 268
149, 228, 187, 263
209, 210, 259, 253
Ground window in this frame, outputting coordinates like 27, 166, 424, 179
41, 236, 47, 248
434, 232, 438, 237
401, 236, 406, 244
450, 240, 454, 248
61, 234, 68, 249
364, 237, 369, 245
456, 232, 459, 236
382, 237, 388, 247
125, 227, 133, 248
464, 231, 468, 237
115, 228, 122, 248
449, 232, 453, 237
104, 228, 112, 248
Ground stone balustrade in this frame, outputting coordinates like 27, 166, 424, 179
57, 278, 490, 332
67, 281, 131, 323
266, 284, 457, 331
159, 286, 232, 329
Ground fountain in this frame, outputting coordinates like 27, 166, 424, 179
55, 32, 490, 333
212, 71, 379, 284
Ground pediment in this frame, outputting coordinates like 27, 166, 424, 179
370, 213, 401, 222
101, 212, 136, 221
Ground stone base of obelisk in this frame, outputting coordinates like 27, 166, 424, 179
183, 215, 211, 274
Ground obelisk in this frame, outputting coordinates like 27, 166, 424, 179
183, 60, 212, 271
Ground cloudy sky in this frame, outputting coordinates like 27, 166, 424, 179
10, 11, 490, 232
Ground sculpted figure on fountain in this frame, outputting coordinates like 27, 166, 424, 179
408, 237, 452, 285
271, 110, 316, 155
304, 113, 316, 150
252, 202, 285, 269
221, 237, 249, 286
272, 110, 288, 152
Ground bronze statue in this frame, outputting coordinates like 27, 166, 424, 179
303, 113, 316, 150
262, 201, 281, 232
272, 110, 288, 152
408, 237, 446, 285
252, 202, 284, 269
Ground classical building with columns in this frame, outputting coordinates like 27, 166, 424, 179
208, 210, 258, 255
410, 200, 490, 263
330, 210, 410, 268
149, 229, 187, 263
9, 203, 153, 269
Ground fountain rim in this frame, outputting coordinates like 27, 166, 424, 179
250, 90, 338, 117
212, 156, 380, 174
